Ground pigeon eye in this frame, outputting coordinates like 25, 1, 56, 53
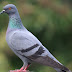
9, 7, 11, 10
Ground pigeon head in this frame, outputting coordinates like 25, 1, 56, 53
0, 4, 17, 15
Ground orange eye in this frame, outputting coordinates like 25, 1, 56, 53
9, 7, 11, 10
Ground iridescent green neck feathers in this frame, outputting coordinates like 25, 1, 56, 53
9, 16, 24, 29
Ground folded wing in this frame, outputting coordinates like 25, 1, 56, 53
10, 30, 69, 71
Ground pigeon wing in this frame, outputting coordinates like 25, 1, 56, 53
10, 30, 44, 57
10, 30, 67, 69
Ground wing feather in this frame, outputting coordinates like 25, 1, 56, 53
9, 30, 45, 56
9, 30, 63, 68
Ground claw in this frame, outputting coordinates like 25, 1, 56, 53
23, 70, 30, 72
9, 70, 29, 72
9, 64, 30, 72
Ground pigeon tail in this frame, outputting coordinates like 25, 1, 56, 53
54, 67, 71, 72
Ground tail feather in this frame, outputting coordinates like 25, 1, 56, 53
54, 66, 71, 72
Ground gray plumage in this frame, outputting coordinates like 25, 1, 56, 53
0, 4, 71, 72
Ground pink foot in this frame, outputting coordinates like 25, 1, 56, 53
10, 70, 29, 72
9, 64, 30, 72
23, 69, 29, 72
10, 67, 24, 72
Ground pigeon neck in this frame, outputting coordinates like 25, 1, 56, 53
8, 13, 24, 29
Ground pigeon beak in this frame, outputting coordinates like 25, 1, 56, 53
0, 10, 5, 14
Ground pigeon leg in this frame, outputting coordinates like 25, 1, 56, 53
23, 64, 30, 71
10, 64, 30, 72
9, 66, 24, 72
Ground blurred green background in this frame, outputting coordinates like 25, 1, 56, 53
0, 0, 72, 72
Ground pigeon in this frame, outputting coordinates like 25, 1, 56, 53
0, 4, 71, 72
